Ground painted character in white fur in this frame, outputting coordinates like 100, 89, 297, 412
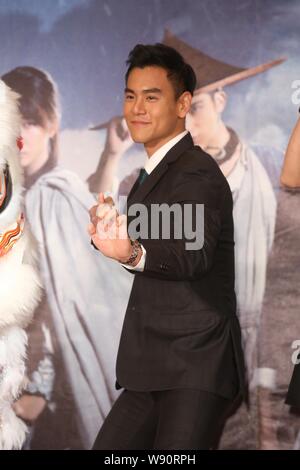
0, 80, 41, 449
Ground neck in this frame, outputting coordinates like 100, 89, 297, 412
219, 144, 241, 177
25, 150, 49, 176
207, 121, 230, 149
145, 127, 185, 157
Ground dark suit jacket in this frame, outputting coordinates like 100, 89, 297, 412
286, 364, 300, 408
116, 132, 246, 400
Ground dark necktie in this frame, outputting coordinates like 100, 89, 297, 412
137, 168, 148, 186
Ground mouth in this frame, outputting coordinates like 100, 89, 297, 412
0, 164, 12, 214
130, 121, 151, 126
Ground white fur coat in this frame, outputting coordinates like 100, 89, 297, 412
0, 80, 41, 449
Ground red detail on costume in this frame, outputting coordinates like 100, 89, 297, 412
0, 214, 25, 258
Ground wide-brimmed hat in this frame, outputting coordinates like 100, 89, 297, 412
163, 29, 285, 94
90, 30, 285, 130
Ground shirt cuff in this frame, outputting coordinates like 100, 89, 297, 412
252, 367, 277, 390
122, 244, 146, 272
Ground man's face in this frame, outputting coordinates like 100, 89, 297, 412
124, 66, 189, 154
186, 92, 223, 148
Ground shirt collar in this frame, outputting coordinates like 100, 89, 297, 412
144, 130, 188, 175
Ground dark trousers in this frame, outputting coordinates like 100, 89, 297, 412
92, 388, 233, 450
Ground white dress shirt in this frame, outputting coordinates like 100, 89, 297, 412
124, 130, 188, 271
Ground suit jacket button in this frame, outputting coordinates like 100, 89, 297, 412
132, 306, 136, 311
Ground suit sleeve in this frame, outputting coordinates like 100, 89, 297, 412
136, 168, 223, 281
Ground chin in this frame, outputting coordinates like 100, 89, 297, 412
190, 133, 207, 147
128, 132, 148, 144
131, 137, 147, 144
19, 159, 28, 169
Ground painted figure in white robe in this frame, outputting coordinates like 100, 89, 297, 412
2, 66, 132, 449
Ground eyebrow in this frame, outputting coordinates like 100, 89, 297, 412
124, 87, 162, 94
192, 98, 204, 104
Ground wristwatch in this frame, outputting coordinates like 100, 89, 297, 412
122, 239, 141, 266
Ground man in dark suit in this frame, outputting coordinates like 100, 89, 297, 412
286, 364, 300, 410
88, 43, 245, 449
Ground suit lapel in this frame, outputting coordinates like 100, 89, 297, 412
128, 132, 194, 206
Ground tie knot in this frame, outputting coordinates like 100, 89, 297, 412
137, 168, 148, 186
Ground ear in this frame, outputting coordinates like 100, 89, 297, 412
177, 91, 192, 118
213, 90, 227, 114
47, 118, 59, 138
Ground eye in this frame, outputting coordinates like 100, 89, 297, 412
22, 120, 36, 129
125, 94, 134, 101
146, 96, 158, 101
190, 103, 203, 113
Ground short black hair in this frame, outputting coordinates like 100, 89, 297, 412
125, 43, 196, 99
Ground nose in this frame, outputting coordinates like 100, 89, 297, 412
19, 126, 28, 150
185, 112, 193, 131
16, 136, 23, 151
132, 96, 146, 115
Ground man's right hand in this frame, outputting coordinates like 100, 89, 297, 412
88, 192, 133, 262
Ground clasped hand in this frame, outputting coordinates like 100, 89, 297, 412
88, 192, 132, 263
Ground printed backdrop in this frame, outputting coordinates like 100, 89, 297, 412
0, 0, 299, 449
